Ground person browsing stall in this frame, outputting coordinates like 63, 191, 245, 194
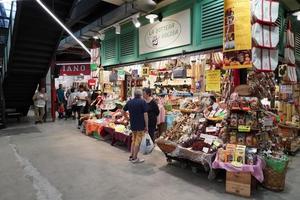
123, 89, 149, 164
32, 87, 48, 124
143, 88, 160, 142
76, 85, 88, 128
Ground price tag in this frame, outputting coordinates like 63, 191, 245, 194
206, 126, 218, 133
204, 138, 213, 145
202, 147, 209, 153
213, 141, 221, 147
190, 113, 196, 119
238, 125, 251, 132
199, 118, 206, 123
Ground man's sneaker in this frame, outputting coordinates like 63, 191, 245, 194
131, 158, 145, 164
128, 156, 134, 161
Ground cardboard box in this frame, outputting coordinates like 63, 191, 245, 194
226, 172, 251, 184
226, 172, 252, 197
226, 181, 251, 197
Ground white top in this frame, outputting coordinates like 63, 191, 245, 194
67, 92, 77, 109
34, 92, 48, 108
76, 91, 88, 107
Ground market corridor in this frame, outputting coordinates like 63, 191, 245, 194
0, 119, 299, 200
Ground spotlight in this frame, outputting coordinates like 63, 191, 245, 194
114, 24, 121, 34
292, 11, 300, 16
93, 35, 99, 39
132, 15, 141, 28
146, 13, 158, 24
298, 15, 300, 21
99, 32, 105, 40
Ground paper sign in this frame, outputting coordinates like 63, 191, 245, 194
280, 85, 293, 94
204, 138, 213, 145
202, 147, 209, 153
206, 70, 221, 92
223, 0, 252, 69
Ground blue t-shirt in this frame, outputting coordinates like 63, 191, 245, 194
57, 89, 65, 102
123, 98, 147, 131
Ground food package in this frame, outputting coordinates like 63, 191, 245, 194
252, 23, 279, 48
235, 145, 246, 164
226, 144, 236, 162
251, 0, 279, 24
252, 47, 278, 71
230, 131, 237, 144
237, 132, 246, 145
246, 147, 257, 165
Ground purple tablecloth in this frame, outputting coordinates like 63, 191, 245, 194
212, 156, 265, 182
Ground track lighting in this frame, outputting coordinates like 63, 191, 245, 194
132, 15, 141, 28
146, 13, 158, 24
114, 24, 121, 34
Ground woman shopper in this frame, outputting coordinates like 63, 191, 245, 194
66, 88, 77, 119
143, 88, 160, 142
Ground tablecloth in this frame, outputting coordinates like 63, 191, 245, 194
212, 156, 265, 182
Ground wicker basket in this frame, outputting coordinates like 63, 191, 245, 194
263, 164, 288, 191
156, 139, 177, 154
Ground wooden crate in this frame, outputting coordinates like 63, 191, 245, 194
226, 172, 252, 197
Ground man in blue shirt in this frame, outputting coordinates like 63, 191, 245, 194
123, 89, 148, 164
56, 84, 65, 104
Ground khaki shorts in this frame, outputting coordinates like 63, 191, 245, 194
132, 131, 145, 147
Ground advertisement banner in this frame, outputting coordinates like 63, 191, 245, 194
223, 0, 252, 69
139, 9, 191, 54
206, 70, 221, 92
59, 64, 91, 76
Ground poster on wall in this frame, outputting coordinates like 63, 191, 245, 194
117, 69, 125, 81
206, 70, 221, 92
223, 0, 252, 69
139, 9, 191, 54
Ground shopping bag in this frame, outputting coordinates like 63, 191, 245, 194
252, 47, 278, 71
252, 23, 279, 48
140, 133, 154, 155
251, 0, 279, 24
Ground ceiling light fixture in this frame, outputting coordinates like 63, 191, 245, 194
132, 15, 141, 28
292, 11, 300, 16
114, 24, 121, 34
35, 0, 91, 55
146, 13, 158, 24
99, 32, 105, 40
298, 15, 300, 21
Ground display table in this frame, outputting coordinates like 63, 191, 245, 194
112, 131, 132, 151
156, 138, 216, 180
85, 120, 105, 136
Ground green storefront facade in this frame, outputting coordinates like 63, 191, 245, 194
100, 0, 298, 67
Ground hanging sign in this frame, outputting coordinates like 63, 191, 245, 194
59, 64, 91, 76
117, 69, 125, 81
139, 9, 191, 54
90, 48, 100, 71
206, 70, 221, 92
223, 0, 252, 69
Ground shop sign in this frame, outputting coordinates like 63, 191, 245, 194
59, 64, 91, 76
117, 69, 125, 81
206, 70, 221, 92
139, 9, 191, 54
223, 0, 252, 69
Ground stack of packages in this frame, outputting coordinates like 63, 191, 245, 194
252, 0, 279, 73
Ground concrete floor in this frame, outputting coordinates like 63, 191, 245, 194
0, 117, 299, 200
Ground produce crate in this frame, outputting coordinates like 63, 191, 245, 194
226, 172, 255, 197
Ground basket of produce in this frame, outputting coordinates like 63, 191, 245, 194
180, 109, 198, 114
263, 155, 289, 191
156, 138, 177, 154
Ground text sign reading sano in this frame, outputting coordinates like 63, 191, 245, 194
139, 9, 191, 54
59, 64, 91, 76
